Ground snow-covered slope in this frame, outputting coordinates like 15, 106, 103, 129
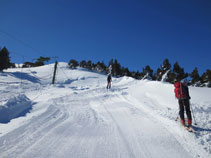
0, 63, 210, 158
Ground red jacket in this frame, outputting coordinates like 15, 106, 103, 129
174, 82, 185, 99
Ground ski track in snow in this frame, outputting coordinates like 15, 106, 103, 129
0, 88, 192, 158
0, 64, 210, 158
0, 88, 198, 158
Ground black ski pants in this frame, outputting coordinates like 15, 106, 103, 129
107, 81, 111, 89
178, 99, 192, 121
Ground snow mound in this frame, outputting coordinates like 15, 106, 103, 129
0, 94, 33, 123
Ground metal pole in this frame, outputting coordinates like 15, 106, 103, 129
52, 61, 58, 84
190, 101, 197, 125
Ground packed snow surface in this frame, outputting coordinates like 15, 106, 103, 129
0, 63, 210, 158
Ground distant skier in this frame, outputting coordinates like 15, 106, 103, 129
174, 79, 192, 127
107, 74, 112, 89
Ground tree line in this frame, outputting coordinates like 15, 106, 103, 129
68, 58, 211, 87
0, 46, 210, 87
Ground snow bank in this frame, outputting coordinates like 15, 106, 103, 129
0, 94, 33, 123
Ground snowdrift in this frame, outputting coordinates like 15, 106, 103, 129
0, 94, 33, 123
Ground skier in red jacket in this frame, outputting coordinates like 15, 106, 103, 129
174, 79, 192, 127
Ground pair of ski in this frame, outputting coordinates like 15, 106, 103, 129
182, 124, 195, 133
175, 117, 195, 133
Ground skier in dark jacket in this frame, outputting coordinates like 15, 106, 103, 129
174, 80, 192, 127
107, 74, 112, 89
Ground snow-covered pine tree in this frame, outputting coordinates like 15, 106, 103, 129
95, 61, 106, 73
142, 65, 153, 80
161, 70, 170, 82
156, 58, 171, 81
109, 59, 121, 77
107, 64, 112, 74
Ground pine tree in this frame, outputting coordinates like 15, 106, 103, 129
155, 68, 162, 81
167, 71, 176, 84
142, 65, 153, 80
22, 62, 35, 68
131, 70, 143, 79
190, 67, 201, 86
68, 59, 79, 69
10, 63, 16, 68
86, 60, 93, 70
106, 64, 112, 75
121, 67, 131, 76
156, 58, 171, 81
163, 58, 171, 70
95, 61, 106, 73
34, 56, 50, 66
80, 60, 87, 68
201, 69, 211, 87
108, 59, 114, 67
107, 59, 113, 74
37, 56, 50, 63
0, 47, 11, 71
161, 70, 170, 82
172, 62, 188, 82
110, 59, 121, 77
115, 59, 122, 76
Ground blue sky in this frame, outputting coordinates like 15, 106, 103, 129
0, 0, 210, 74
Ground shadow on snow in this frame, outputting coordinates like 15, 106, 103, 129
8, 72, 41, 83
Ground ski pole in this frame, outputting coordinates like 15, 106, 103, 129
175, 102, 180, 121
175, 114, 179, 121
190, 101, 197, 125
175, 99, 182, 122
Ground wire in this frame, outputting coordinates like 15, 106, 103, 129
57, 63, 70, 81
0, 30, 63, 101
27, 67, 52, 80
0, 30, 48, 57
9, 51, 54, 80
10, 51, 34, 63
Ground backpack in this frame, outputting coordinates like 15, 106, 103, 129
174, 82, 185, 99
